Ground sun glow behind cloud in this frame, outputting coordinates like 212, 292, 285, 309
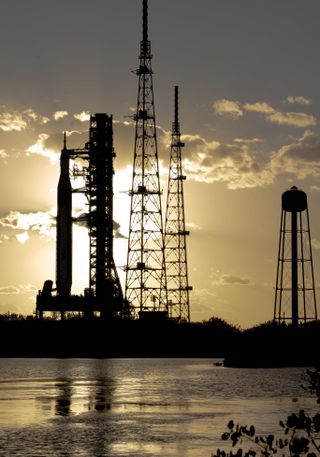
26, 133, 60, 164
0, 210, 56, 241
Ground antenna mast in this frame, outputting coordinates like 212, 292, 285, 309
125, 0, 167, 317
164, 86, 191, 321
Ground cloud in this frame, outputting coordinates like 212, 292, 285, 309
0, 284, 37, 295
166, 122, 320, 190
234, 138, 263, 144
182, 133, 274, 189
24, 109, 38, 121
53, 110, 68, 121
189, 128, 320, 187
26, 133, 60, 164
270, 130, 320, 179
74, 111, 90, 122
0, 107, 51, 132
213, 99, 243, 119
0, 112, 28, 132
287, 96, 311, 106
210, 270, 253, 286
40, 116, 50, 125
16, 232, 29, 244
0, 210, 56, 241
266, 112, 316, 128
0, 149, 8, 162
0, 234, 9, 243
213, 97, 316, 128
186, 222, 202, 231
0, 286, 20, 295
243, 102, 275, 114
220, 275, 252, 285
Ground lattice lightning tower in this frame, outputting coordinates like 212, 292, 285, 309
125, 0, 167, 317
164, 86, 191, 322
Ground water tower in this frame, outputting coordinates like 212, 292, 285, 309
274, 186, 317, 326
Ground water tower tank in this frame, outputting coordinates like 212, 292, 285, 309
282, 186, 307, 212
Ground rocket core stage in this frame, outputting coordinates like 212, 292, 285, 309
56, 135, 72, 298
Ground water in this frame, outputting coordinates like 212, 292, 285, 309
0, 358, 317, 456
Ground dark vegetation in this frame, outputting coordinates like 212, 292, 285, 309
212, 367, 320, 457
0, 315, 239, 358
223, 320, 320, 368
0, 313, 319, 364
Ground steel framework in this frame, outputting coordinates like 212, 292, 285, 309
274, 186, 317, 326
36, 113, 126, 319
164, 86, 191, 322
125, 0, 167, 317
85, 114, 124, 318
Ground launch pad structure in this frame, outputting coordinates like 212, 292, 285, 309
36, 0, 192, 322
36, 114, 129, 319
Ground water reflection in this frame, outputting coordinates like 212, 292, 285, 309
90, 378, 112, 412
0, 359, 315, 457
52, 376, 114, 416
55, 379, 72, 416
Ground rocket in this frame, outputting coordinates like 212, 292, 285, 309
56, 133, 72, 296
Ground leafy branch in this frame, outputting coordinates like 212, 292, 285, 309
212, 369, 320, 457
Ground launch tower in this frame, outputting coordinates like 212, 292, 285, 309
36, 113, 126, 319
274, 186, 317, 326
164, 86, 191, 322
84, 114, 124, 318
125, 0, 167, 318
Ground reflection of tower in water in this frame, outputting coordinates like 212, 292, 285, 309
54, 377, 114, 416
55, 378, 72, 416
274, 186, 317, 326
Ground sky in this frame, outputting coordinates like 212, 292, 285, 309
0, 0, 320, 328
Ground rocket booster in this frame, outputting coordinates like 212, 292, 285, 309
56, 138, 72, 296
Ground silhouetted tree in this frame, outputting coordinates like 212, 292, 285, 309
0, 312, 25, 321
212, 368, 320, 457
205, 317, 240, 333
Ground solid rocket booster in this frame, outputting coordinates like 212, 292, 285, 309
56, 139, 72, 296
